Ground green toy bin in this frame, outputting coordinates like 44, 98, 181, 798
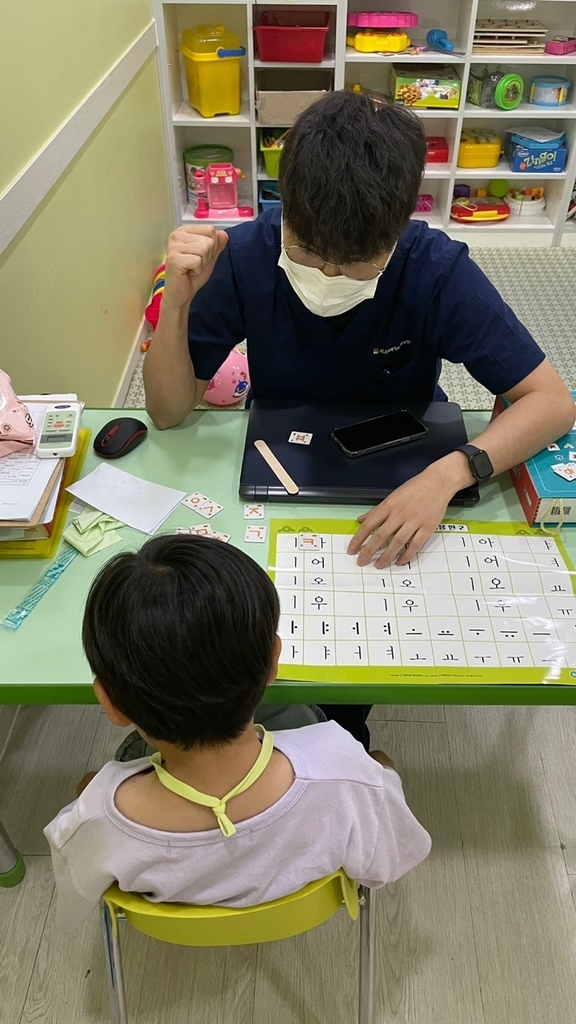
259, 129, 288, 178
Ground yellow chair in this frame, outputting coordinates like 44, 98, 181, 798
101, 871, 375, 1024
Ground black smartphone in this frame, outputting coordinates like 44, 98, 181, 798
331, 410, 428, 458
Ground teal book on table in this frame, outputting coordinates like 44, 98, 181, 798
492, 392, 576, 526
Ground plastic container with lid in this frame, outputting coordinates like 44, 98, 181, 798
180, 26, 246, 118
349, 29, 411, 52
528, 75, 570, 107
457, 129, 502, 168
467, 68, 524, 110
347, 12, 418, 28
254, 11, 330, 63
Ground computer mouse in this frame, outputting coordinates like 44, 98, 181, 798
93, 417, 148, 459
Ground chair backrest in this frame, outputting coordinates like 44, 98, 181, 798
103, 870, 359, 947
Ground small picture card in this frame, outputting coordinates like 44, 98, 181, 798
175, 523, 214, 537
288, 431, 313, 445
570, 452, 576, 462
547, 444, 560, 452
212, 529, 231, 543
552, 463, 576, 482
245, 525, 267, 543
243, 503, 265, 520
297, 534, 322, 549
195, 499, 223, 520
182, 492, 210, 510
565, 443, 574, 449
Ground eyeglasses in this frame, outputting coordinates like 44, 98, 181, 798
282, 244, 394, 282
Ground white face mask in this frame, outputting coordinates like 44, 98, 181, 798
278, 250, 381, 317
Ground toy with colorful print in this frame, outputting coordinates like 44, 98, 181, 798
141, 265, 251, 403
204, 348, 251, 406
142, 264, 166, 348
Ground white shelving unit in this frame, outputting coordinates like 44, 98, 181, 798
153, 0, 576, 245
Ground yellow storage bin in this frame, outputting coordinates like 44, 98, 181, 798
457, 128, 502, 168
180, 25, 246, 118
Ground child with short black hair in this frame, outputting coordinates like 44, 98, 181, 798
45, 536, 430, 930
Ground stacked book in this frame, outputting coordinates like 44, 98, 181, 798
473, 19, 547, 56
0, 394, 88, 558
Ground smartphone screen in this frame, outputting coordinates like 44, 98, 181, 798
331, 410, 428, 457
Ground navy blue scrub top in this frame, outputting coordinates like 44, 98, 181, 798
187, 208, 545, 403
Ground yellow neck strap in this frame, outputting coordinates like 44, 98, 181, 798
150, 725, 274, 838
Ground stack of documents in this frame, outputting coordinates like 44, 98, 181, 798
0, 395, 80, 542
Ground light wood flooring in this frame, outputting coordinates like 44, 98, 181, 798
2, 702, 576, 1024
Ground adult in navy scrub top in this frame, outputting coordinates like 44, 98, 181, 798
145, 91, 575, 749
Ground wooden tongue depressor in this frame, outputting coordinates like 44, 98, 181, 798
254, 440, 299, 495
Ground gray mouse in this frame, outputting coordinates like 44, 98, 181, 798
93, 417, 148, 459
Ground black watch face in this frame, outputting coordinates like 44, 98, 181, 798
471, 450, 492, 481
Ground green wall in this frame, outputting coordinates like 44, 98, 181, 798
0, 2, 172, 404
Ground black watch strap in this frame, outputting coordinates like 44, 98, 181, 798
458, 444, 494, 483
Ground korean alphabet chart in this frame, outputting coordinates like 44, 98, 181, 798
268, 520, 576, 686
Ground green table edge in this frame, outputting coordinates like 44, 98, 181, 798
3, 682, 576, 706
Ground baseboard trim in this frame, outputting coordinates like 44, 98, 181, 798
112, 317, 148, 408
0, 706, 19, 761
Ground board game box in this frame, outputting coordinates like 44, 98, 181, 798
492, 393, 576, 525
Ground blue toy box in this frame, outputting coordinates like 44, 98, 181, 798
505, 126, 567, 173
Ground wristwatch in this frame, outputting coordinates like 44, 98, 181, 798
457, 444, 494, 483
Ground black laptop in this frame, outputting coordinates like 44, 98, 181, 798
239, 399, 479, 506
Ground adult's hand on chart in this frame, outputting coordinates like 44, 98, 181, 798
163, 225, 229, 309
347, 467, 456, 569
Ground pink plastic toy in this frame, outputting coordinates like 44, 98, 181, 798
415, 194, 434, 212
347, 11, 418, 28
204, 349, 250, 406
193, 164, 254, 220
545, 36, 576, 56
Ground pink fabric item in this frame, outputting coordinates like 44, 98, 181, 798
0, 370, 35, 457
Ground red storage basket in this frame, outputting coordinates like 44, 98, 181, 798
254, 12, 330, 63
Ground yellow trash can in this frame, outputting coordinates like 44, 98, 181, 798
180, 25, 246, 118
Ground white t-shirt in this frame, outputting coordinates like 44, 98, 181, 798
44, 722, 431, 931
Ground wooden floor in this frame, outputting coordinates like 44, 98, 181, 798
2, 703, 576, 1024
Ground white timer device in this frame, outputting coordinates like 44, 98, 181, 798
36, 404, 81, 458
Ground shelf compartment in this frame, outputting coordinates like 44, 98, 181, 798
345, 47, 466, 64
182, 203, 256, 225
456, 158, 568, 179
449, 214, 555, 231
173, 100, 252, 126
462, 100, 576, 118
254, 58, 336, 68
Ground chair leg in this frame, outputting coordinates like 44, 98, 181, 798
101, 900, 129, 1024
0, 819, 26, 887
358, 886, 375, 1024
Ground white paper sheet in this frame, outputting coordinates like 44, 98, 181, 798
66, 465, 187, 535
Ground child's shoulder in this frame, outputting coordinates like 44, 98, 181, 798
272, 721, 390, 788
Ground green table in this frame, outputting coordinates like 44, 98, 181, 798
1, 406, 576, 884
2, 407, 576, 708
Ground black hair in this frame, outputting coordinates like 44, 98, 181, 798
279, 90, 426, 262
82, 535, 280, 749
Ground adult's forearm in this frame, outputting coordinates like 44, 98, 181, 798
143, 304, 198, 429
431, 371, 575, 496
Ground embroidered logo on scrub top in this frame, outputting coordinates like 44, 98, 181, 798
372, 338, 412, 357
